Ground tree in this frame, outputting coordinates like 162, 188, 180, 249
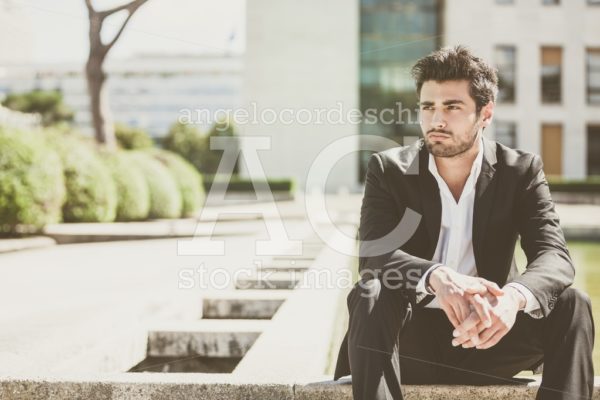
84, 0, 149, 150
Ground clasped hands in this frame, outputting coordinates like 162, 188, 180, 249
428, 266, 526, 350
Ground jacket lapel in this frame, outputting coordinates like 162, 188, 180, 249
473, 138, 498, 276
416, 141, 441, 258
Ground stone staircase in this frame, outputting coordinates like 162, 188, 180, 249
3, 222, 600, 399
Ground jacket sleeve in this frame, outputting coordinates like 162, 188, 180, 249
358, 153, 438, 301
510, 154, 575, 317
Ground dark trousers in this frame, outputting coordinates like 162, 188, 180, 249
344, 278, 595, 400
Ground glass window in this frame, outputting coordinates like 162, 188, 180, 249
542, 0, 560, 4
587, 48, 600, 104
588, 125, 600, 176
495, 121, 517, 148
359, 0, 442, 181
541, 47, 562, 104
494, 45, 516, 103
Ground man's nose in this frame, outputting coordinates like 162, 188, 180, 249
430, 110, 446, 129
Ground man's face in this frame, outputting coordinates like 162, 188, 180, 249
418, 80, 489, 158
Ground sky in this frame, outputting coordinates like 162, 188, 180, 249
3, 0, 246, 65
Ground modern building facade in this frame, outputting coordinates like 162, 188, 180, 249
446, 0, 600, 179
243, 0, 600, 189
241, 0, 360, 192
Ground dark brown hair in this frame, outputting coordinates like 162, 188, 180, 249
411, 45, 499, 113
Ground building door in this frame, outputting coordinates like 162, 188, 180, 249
541, 124, 563, 176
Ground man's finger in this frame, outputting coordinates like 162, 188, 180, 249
457, 299, 470, 323
461, 330, 479, 348
462, 281, 487, 295
469, 294, 492, 328
479, 279, 504, 296
442, 303, 460, 328
453, 327, 480, 347
454, 319, 487, 346
452, 312, 481, 346
477, 324, 500, 344
476, 328, 507, 350
453, 312, 479, 337
450, 302, 467, 325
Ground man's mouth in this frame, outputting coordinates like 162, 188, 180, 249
428, 132, 451, 140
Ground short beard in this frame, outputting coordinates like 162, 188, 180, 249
425, 121, 480, 158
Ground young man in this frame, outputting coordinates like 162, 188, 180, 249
333, 46, 594, 400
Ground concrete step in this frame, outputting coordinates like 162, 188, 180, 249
235, 271, 302, 290
3, 374, 600, 400
202, 290, 292, 319
147, 319, 270, 358
276, 243, 323, 257
267, 258, 314, 268
258, 264, 311, 273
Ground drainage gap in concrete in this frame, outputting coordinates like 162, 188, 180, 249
128, 355, 242, 373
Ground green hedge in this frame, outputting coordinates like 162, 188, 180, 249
115, 123, 153, 150
130, 151, 182, 219
147, 149, 205, 217
203, 175, 295, 193
50, 133, 118, 223
162, 122, 205, 172
0, 127, 65, 234
101, 150, 150, 221
548, 177, 600, 193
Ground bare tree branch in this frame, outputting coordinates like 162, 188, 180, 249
84, 0, 94, 13
100, 0, 148, 56
97, 0, 148, 19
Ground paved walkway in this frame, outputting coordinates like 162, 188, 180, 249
0, 219, 313, 376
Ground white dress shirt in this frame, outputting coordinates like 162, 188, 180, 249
416, 138, 542, 318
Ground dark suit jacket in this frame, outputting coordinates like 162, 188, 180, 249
333, 137, 574, 380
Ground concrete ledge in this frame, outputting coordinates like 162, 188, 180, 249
2, 374, 600, 400
42, 220, 258, 245
0, 374, 295, 400
0, 236, 56, 254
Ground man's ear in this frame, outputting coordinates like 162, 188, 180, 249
480, 101, 495, 128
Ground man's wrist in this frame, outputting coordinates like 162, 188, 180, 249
429, 265, 450, 293
425, 265, 442, 294
504, 286, 526, 311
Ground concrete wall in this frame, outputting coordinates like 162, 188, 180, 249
444, 0, 600, 178
242, 0, 360, 192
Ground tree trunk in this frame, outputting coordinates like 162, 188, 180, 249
86, 57, 116, 149
83, 0, 148, 150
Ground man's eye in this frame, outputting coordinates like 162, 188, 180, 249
421, 106, 433, 111
447, 106, 460, 110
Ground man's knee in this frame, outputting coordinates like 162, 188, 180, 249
347, 278, 382, 314
553, 287, 593, 324
557, 287, 592, 310
347, 277, 410, 319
